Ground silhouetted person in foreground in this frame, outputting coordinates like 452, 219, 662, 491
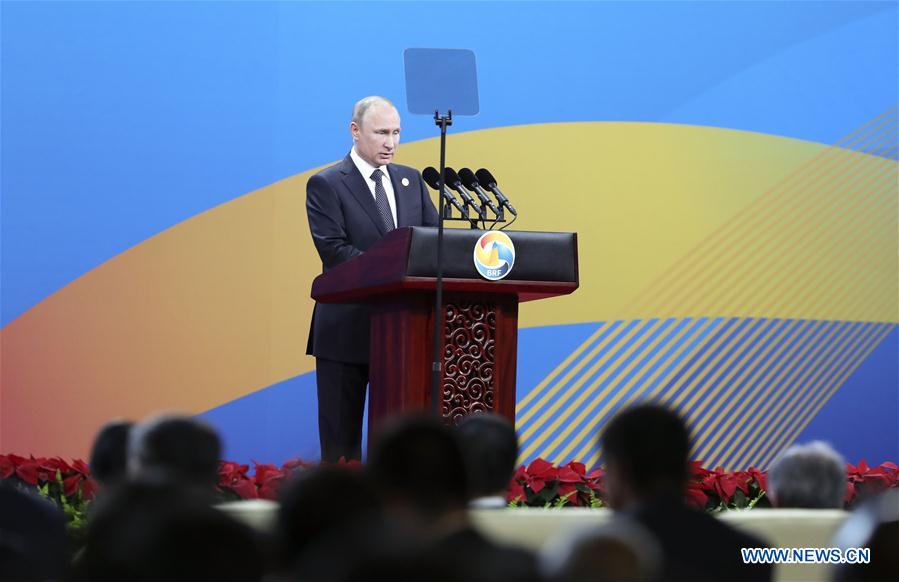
540, 520, 662, 582
128, 413, 221, 494
833, 489, 899, 582
89, 419, 133, 490
601, 404, 772, 582
275, 466, 383, 580
364, 414, 538, 582
457, 413, 518, 509
768, 441, 847, 508
0, 483, 68, 582
74, 481, 264, 582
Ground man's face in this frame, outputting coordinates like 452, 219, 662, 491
351, 104, 401, 167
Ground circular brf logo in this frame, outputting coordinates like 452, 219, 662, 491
473, 231, 516, 281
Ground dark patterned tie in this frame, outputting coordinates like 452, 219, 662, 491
370, 169, 395, 231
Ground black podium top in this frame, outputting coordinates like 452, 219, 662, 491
312, 226, 579, 303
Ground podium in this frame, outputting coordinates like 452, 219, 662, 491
311, 227, 578, 436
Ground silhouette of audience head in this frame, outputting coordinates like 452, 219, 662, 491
75, 481, 263, 582
275, 466, 381, 573
368, 414, 468, 523
834, 489, 899, 582
365, 418, 540, 582
541, 520, 662, 582
457, 413, 519, 502
600, 404, 690, 509
128, 414, 221, 490
768, 441, 846, 508
89, 420, 133, 488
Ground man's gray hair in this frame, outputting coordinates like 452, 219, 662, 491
352, 96, 395, 126
768, 441, 847, 508
128, 413, 221, 489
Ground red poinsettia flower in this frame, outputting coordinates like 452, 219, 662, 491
512, 465, 527, 482
746, 467, 767, 492
846, 460, 894, 504
230, 477, 258, 500
709, 469, 739, 504
685, 484, 708, 509
71, 459, 92, 477
689, 460, 712, 479
81, 478, 98, 501
0, 455, 15, 479
15, 461, 40, 485
5, 454, 27, 466
218, 461, 249, 482
506, 480, 525, 503
557, 482, 580, 506
880, 462, 899, 487
63, 473, 84, 497
252, 463, 282, 486
281, 459, 313, 472
845, 481, 856, 504
20, 457, 57, 483
523, 458, 558, 494
847, 460, 873, 483
729, 471, 752, 496
556, 464, 583, 484
253, 463, 286, 500
43, 457, 74, 475
565, 461, 587, 478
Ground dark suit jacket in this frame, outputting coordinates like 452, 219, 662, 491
0, 484, 68, 582
628, 497, 773, 582
306, 154, 439, 363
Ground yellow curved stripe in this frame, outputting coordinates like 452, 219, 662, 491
755, 175, 896, 319
687, 319, 797, 446
567, 318, 714, 463
728, 251, 895, 467
701, 155, 895, 320
674, 319, 770, 412
751, 322, 887, 469
565, 318, 698, 463
692, 319, 811, 464
547, 319, 674, 462
622, 108, 897, 320
516, 321, 625, 434
756, 324, 894, 468
622, 107, 897, 322
647, 112, 897, 318
518, 320, 655, 459
515, 323, 608, 414
700, 319, 832, 468
721, 321, 871, 468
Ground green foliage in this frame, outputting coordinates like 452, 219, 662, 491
35, 469, 91, 543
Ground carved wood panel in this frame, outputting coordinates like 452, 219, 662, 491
442, 300, 496, 424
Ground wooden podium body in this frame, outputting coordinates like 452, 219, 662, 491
311, 227, 578, 437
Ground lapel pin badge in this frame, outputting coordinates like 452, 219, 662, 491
401, 178, 410, 187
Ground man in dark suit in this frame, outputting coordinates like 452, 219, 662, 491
601, 404, 772, 582
306, 96, 439, 462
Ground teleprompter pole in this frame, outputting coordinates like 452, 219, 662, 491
430, 110, 452, 416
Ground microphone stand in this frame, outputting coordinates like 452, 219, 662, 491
430, 110, 452, 417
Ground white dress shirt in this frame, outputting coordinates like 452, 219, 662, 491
350, 146, 398, 228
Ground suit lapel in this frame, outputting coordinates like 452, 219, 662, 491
339, 155, 388, 236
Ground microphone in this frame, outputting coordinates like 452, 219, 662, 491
444, 167, 486, 220
422, 167, 469, 218
458, 168, 502, 217
475, 168, 518, 216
